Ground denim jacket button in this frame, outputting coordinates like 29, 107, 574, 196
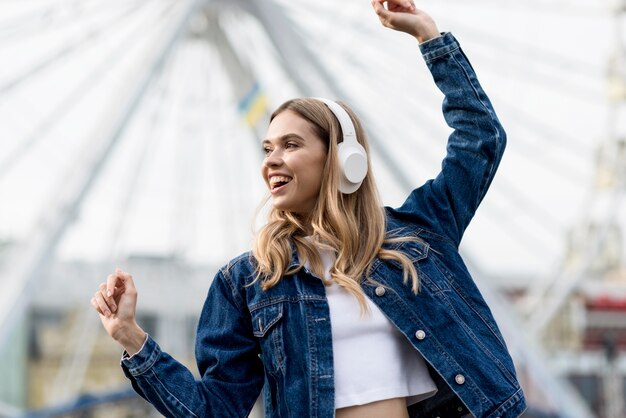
455, 374, 465, 385
375, 286, 386, 296
415, 330, 426, 340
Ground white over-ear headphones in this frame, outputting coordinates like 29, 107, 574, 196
315, 98, 368, 194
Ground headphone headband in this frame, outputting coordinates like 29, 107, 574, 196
314, 98, 356, 140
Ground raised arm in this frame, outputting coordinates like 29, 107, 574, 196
92, 269, 263, 417
373, 1, 506, 245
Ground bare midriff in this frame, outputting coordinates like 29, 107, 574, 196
335, 397, 409, 418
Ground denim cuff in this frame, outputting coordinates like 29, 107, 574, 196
120, 334, 161, 376
419, 32, 461, 64
121, 333, 149, 361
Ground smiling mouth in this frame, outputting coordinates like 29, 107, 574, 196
270, 176, 292, 192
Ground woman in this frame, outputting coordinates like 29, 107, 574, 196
91, 1, 527, 417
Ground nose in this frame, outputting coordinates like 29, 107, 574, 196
263, 149, 283, 168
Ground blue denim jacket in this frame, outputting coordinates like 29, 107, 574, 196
121, 33, 526, 418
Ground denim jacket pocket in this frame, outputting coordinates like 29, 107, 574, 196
402, 238, 429, 263
251, 302, 286, 374
385, 230, 429, 261
386, 237, 429, 267
389, 239, 452, 295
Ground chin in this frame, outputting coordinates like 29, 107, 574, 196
273, 205, 298, 213
272, 203, 307, 215
271, 201, 294, 212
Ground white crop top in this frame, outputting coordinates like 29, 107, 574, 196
303, 241, 437, 408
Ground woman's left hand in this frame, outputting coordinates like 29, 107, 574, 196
372, 0, 440, 44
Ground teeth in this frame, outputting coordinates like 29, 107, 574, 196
270, 176, 292, 185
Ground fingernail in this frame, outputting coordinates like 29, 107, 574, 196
106, 290, 112, 297
111, 304, 116, 311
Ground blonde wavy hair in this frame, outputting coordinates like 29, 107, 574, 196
252, 98, 421, 313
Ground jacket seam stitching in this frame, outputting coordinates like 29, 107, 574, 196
148, 369, 200, 418
127, 343, 161, 376
450, 51, 502, 209
249, 295, 326, 311
425, 45, 460, 63
488, 387, 525, 417
220, 270, 246, 312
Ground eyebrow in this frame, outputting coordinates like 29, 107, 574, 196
262, 133, 305, 145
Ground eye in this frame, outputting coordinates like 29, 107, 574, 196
285, 142, 298, 149
263, 146, 272, 155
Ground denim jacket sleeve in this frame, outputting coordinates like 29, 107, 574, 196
392, 32, 506, 246
120, 270, 263, 417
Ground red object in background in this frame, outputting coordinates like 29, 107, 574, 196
586, 295, 626, 311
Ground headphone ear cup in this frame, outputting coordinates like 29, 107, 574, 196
337, 140, 368, 194
313, 97, 368, 194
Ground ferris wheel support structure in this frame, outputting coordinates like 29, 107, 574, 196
0, 0, 206, 353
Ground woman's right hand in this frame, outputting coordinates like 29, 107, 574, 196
91, 268, 146, 355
